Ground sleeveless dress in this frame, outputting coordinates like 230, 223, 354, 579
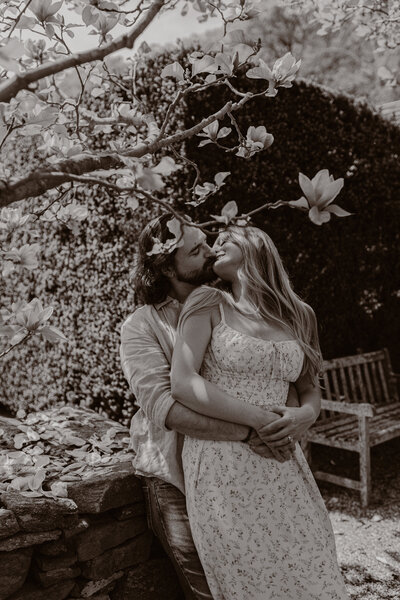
181, 300, 349, 600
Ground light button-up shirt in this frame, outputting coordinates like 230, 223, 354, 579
120, 297, 186, 493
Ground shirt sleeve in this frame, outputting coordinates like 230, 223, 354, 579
177, 285, 224, 334
120, 308, 175, 431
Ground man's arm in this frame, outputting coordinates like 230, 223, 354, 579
165, 402, 249, 441
120, 309, 250, 440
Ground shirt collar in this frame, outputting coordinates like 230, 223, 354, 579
154, 296, 179, 311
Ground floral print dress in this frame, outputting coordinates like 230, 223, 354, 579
182, 303, 349, 600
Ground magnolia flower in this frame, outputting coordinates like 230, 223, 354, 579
3, 243, 40, 276
15, 298, 53, 332
0, 207, 30, 231
191, 172, 231, 206
271, 53, 301, 88
0, 207, 30, 233
290, 169, 351, 225
29, 0, 62, 23
13, 298, 67, 343
236, 126, 274, 159
247, 52, 301, 96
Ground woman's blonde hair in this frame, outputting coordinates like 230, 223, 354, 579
218, 226, 322, 382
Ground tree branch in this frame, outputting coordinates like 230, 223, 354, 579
0, 96, 243, 206
0, 0, 165, 103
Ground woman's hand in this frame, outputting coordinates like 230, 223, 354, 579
255, 405, 316, 448
247, 429, 293, 462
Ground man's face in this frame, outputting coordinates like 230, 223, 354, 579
173, 226, 216, 285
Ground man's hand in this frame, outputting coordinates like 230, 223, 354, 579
247, 429, 293, 462
256, 405, 316, 449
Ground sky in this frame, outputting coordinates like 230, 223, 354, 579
65, 4, 220, 52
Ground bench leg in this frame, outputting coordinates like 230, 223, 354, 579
359, 417, 371, 508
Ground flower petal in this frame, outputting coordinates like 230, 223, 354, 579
309, 206, 331, 225
298, 173, 316, 205
318, 178, 344, 207
288, 196, 309, 209
325, 204, 352, 217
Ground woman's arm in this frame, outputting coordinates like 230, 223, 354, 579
254, 374, 321, 447
171, 308, 279, 429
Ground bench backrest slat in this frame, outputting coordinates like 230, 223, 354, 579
361, 361, 375, 403
319, 348, 398, 410
355, 364, 367, 403
377, 359, 390, 403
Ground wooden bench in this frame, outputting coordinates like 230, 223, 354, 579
303, 348, 400, 507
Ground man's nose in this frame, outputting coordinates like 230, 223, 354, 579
205, 245, 216, 258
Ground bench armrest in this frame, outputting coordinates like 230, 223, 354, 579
321, 398, 375, 417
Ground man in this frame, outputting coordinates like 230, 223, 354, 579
120, 214, 311, 600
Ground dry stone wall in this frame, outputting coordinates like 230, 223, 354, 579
0, 407, 182, 600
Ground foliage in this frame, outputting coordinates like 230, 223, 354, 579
1, 47, 398, 422
177, 69, 400, 370
0, 406, 131, 498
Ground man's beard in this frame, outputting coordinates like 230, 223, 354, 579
175, 259, 217, 286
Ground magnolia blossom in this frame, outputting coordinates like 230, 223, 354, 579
3, 243, 39, 276
236, 126, 274, 158
29, 0, 62, 23
9, 298, 68, 343
290, 169, 351, 225
0, 207, 30, 233
247, 52, 301, 96
271, 53, 301, 88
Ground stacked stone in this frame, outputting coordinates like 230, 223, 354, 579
0, 410, 182, 600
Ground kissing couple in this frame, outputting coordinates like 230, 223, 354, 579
120, 214, 348, 600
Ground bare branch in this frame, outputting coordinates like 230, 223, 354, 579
0, 95, 242, 206
0, 0, 165, 103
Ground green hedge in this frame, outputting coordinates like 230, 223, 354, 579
177, 71, 400, 372
1, 48, 399, 423
0, 49, 187, 423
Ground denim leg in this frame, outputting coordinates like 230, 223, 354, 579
141, 477, 214, 600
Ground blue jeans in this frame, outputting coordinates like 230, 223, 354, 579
141, 477, 213, 600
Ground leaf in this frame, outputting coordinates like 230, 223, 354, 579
217, 127, 231, 139
223, 29, 255, 48
30, 468, 46, 491
82, 5, 99, 27
136, 168, 164, 192
152, 156, 181, 176
50, 481, 68, 497
26, 106, 58, 127
161, 62, 185, 82
166, 218, 184, 247
0, 39, 25, 72
246, 59, 272, 81
40, 325, 68, 343
126, 197, 139, 211
221, 200, 238, 220
214, 171, 230, 187
191, 55, 216, 77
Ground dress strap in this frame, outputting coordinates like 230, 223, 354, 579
219, 303, 226, 324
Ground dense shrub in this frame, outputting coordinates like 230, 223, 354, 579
178, 73, 400, 370
1, 47, 398, 423
0, 49, 187, 423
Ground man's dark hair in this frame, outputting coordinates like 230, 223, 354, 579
133, 213, 180, 305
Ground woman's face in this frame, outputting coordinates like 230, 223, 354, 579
212, 234, 243, 281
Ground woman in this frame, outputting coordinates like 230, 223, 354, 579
171, 226, 348, 600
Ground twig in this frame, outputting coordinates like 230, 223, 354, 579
0, 332, 32, 359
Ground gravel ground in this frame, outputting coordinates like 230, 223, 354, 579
314, 438, 400, 600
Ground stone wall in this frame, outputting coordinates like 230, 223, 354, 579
0, 407, 183, 600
